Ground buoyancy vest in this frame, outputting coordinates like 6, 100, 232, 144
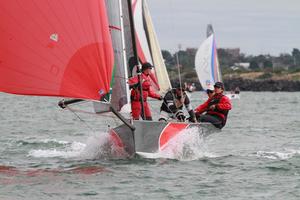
129, 74, 151, 102
161, 89, 189, 113
207, 93, 229, 120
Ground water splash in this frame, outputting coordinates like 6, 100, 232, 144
138, 127, 214, 161
78, 132, 128, 159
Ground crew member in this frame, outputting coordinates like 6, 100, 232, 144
206, 85, 215, 98
159, 84, 196, 122
194, 82, 232, 129
128, 62, 162, 120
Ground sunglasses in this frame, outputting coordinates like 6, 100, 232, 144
206, 90, 214, 94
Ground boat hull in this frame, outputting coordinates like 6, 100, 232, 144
109, 121, 217, 157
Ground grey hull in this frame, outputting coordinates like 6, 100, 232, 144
110, 121, 217, 157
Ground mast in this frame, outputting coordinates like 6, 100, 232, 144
127, 0, 145, 119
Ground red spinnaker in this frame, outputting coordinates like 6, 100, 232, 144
0, 0, 114, 101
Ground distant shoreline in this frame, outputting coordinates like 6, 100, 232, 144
224, 77, 300, 92
171, 71, 300, 92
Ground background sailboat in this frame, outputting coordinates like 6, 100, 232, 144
195, 24, 240, 99
195, 24, 222, 91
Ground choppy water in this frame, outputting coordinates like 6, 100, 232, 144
0, 92, 300, 200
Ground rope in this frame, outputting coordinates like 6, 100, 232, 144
63, 100, 122, 134
66, 105, 96, 133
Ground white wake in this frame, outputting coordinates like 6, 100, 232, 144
28, 132, 128, 160
256, 149, 300, 160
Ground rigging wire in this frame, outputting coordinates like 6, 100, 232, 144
63, 101, 121, 134
175, 44, 185, 100
65, 105, 96, 133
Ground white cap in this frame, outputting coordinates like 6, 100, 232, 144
206, 85, 214, 91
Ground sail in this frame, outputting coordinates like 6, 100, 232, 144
132, 0, 152, 65
195, 26, 221, 90
207, 24, 214, 37
0, 0, 114, 101
101, 0, 130, 112
132, 0, 171, 92
121, 1, 134, 78
143, 0, 172, 94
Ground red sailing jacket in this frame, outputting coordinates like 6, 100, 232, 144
128, 73, 161, 102
195, 93, 232, 120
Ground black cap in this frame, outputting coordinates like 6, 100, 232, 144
142, 62, 153, 71
174, 83, 185, 91
214, 82, 224, 89
206, 89, 214, 94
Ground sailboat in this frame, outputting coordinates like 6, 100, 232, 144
195, 24, 222, 91
0, 0, 213, 158
195, 24, 239, 99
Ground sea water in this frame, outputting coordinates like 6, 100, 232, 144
0, 92, 300, 199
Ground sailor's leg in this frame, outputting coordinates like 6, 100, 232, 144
199, 114, 223, 129
144, 102, 152, 121
131, 101, 141, 120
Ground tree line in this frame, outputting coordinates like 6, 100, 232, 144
162, 48, 300, 83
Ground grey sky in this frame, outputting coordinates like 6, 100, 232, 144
147, 0, 300, 55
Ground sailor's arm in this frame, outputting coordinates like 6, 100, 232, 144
184, 96, 196, 122
194, 100, 209, 114
128, 76, 139, 89
216, 96, 232, 111
148, 87, 162, 100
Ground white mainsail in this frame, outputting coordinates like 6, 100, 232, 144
195, 25, 222, 90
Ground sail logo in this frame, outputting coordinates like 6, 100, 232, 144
50, 65, 59, 76
50, 33, 59, 42
99, 89, 105, 95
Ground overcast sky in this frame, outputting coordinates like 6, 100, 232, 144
147, 0, 300, 56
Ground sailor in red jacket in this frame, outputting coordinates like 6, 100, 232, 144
194, 82, 232, 129
128, 62, 162, 120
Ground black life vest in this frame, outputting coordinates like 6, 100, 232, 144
208, 94, 229, 119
